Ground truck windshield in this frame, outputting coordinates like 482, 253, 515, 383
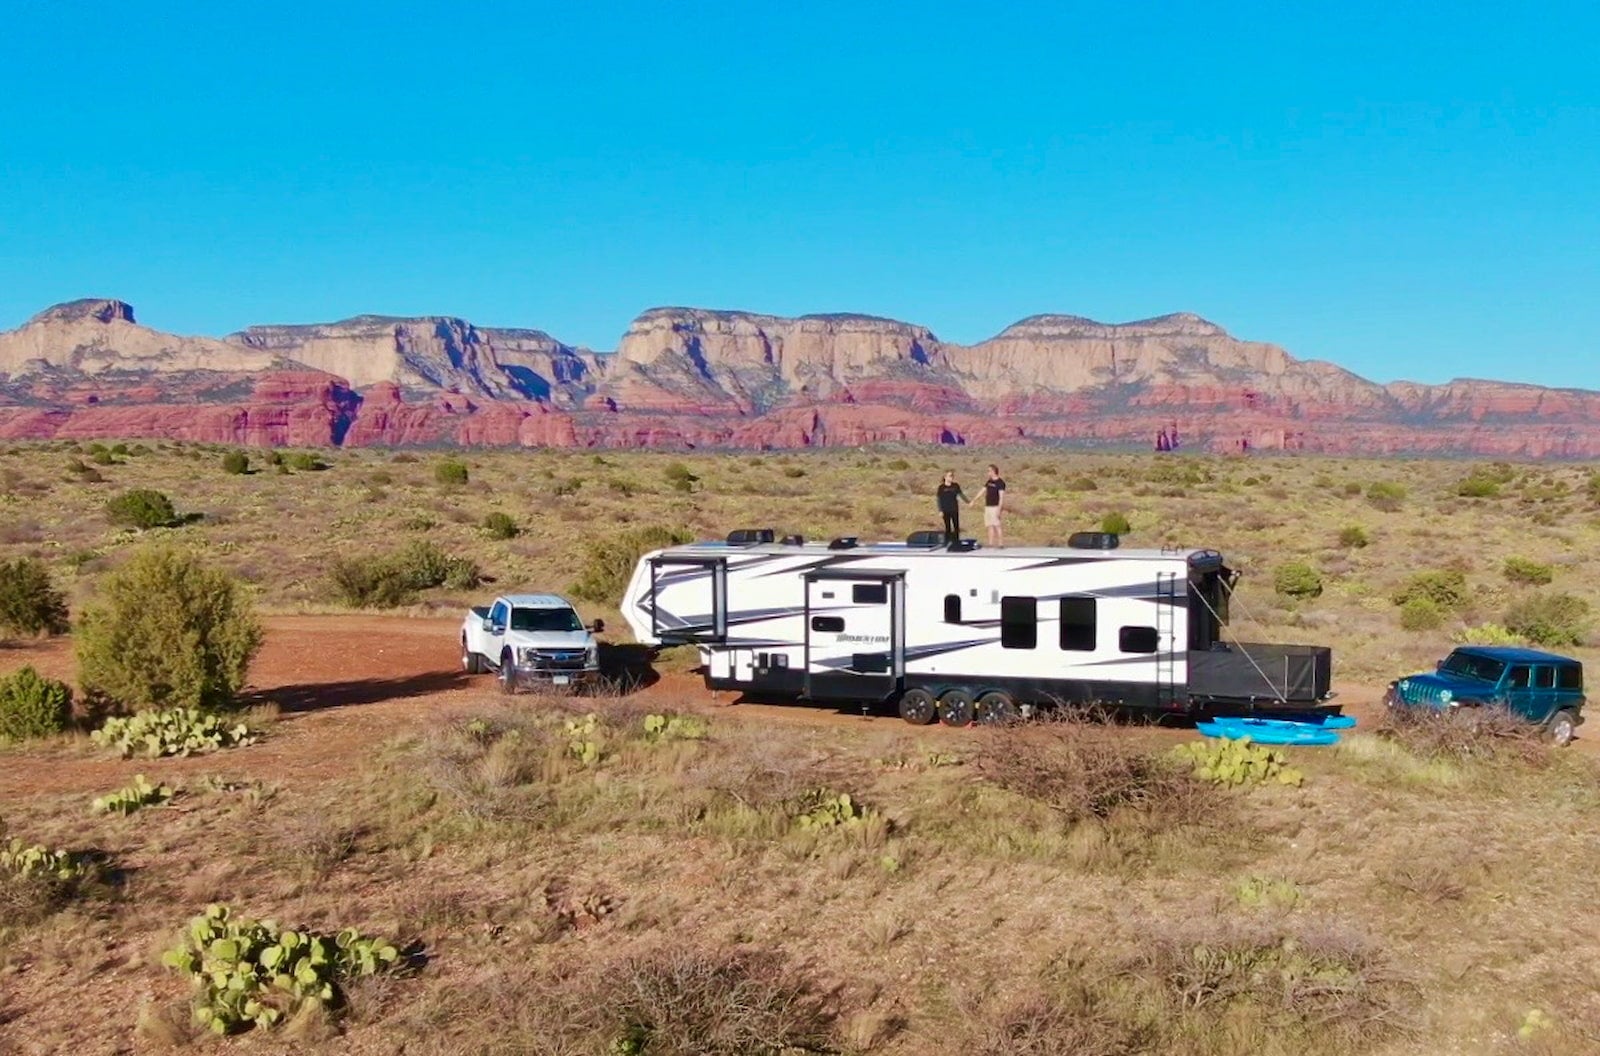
510, 607, 583, 633
1439, 652, 1506, 683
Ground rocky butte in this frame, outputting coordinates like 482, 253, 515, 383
1, 297, 1598, 456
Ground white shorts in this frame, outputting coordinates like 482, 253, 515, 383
983, 506, 1002, 527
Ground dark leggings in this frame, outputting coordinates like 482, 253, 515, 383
942, 509, 960, 544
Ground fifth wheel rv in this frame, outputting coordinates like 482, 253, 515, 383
621, 529, 1334, 726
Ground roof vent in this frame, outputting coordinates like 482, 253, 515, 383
827, 536, 859, 551
780, 533, 805, 546
906, 530, 945, 547
726, 528, 775, 546
1068, 531, 1120, 550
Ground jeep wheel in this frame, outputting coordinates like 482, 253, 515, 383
498, 651, 518, 695
937, 688, 976, 728
1547, 708, 1578, 747
898, 688, 937, 726
461, 639, 483, 675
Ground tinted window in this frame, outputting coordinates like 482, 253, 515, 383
510, 607, 583, 632
1507, 665, 1531, 689
489, 602, 508, 628
944, 594, 962, 623
811, 616, 845, 633
1533, 666, 1556, 689
1000, 596, 1037, 650
1059, 596, 1096, 651
1440, 651, 1506, 683
1559, 665, 1583, 690
853, 583, 888, 604
1119, 626, 1159, 654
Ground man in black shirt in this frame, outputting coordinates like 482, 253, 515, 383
983, 463, 1006, 548
936, 471, 970, 546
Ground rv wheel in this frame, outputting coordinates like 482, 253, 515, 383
937, 688, 976, 728
975, 690, 1020, 726
898, 688, 937, 726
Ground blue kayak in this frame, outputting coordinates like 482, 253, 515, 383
1197, 719, 1341, 746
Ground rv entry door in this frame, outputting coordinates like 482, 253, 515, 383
803, 571, 904, 702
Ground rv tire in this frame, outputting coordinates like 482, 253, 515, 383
898, 688, 937, 725
975, 690, 1020, 725
938, 688, 976, 728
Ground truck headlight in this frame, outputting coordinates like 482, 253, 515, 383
586, 645, 598, 667
520, 647, 538, 664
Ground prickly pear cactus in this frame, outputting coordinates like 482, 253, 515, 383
1170, 737, 1305, 788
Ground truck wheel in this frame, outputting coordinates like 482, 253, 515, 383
1547, 708, 1578, 747
938, 688, 975, 728
898, 688, 937, 726
461, 638, 483, 675
975, 690, 1020, 726
498, 651, 518, 695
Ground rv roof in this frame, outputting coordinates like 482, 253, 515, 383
666, 541, 1218, 562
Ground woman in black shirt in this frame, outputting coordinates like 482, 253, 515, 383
936, 471, 971, 545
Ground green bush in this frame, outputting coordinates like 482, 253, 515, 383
1391, 569, 1468, 611
265, 450, 285, 467
1064, 475, 1099, 492
1502, 557, 1554, 586
106, 488, 178, 530
482, 512, 519, 540
0, 557, 70, 637
91, 707, 257, 757
1100, 511, 1132, 536
221, 451, 250, 475
162, 904, 401, 1034
1399, 597, 1446, 631
664, 462, 699, 493
1365, 481, 1407, 511
1273, 562, 1323, 599
1451, 623, 1525, 646
1455, 474, 1500, 498
1337, 525, 1370, 549
328, 541, 481, 609
0, 667, 72, 741
434, 459, 470, 486
569, 526, 694, 605
288, 452, 328, 471
76, 549, 262, 713
1503, 592, 1591, 647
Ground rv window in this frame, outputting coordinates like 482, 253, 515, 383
1119, 626, 1158, 654
1534, 666, 1556, 689
852, 583, 889, 605
1000, 596, 1037, 650
1059, 596, 1096, 651
811, 616, 845, 633
944, 595, 962, 623
1559, 665, 1583, 690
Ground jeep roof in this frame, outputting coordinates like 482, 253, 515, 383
1452, 645, 1580, 666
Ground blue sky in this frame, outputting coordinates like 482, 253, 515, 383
1, 1, 1596, 388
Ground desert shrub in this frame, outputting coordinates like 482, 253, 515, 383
1170, 738, 1304, 787
106, 488, 178, 530
1398, 597, 1446, 631
328, 541, 481, 609
885, 458, 911, 471
1337, 525, 1370, 549
664, 461, 700, 493
1100, 511, 1132, 536
434, 459, 470, 486
1502, 556, 1554, 586
482, 511, 519, 540
265, 450, 285, 467
553, 476, 583, 497
782, 466, 806, 479
1454, 474, 1500, 498
288, 452, 328, 471
390, 451, 418, 464
1365, 481, 1407, 511
0, 557, 70, 637
1450, 623, 1525, 646
162, 904, 401, 1034
91, 707, 257, 757
1343, 481, 1363, 496
221, 450, 250, 475
0, 667, 72, 741
1503, 591, 1590, 647
76, 548, 262, 713
569, 526, 694, 605
90, 448, 116, 466
1064, 475, 1099, 492
1376, 706, 1547, 766
1273, 562, 1323, 599
1391, 569, 1468, 611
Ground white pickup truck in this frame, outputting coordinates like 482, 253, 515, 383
460, 593, 604, 693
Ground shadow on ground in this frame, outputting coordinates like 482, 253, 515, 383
598, 643, 663, 692
244, 671, 470, 713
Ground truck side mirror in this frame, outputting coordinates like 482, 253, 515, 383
590, 618, 606, 634
482, 618, 496, 632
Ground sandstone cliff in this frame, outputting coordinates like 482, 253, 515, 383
1, 297, 1596, 456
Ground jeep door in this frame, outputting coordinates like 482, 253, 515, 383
1523, 664, 1560, 723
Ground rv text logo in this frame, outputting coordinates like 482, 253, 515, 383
837, 633, 890, 644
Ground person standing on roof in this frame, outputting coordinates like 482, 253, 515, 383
983, 463, 1006, 547
936, 471, 971, 546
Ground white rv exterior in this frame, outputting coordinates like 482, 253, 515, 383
621, 533, 1333, 725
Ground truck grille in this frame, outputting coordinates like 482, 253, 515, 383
531, 650, 587, 671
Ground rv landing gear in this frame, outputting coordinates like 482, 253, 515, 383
937, 689, 976, 727
898, 688, 937, 726
975, 690, 1020, 725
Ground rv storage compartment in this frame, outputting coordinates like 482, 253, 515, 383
1187, 643, 1332, 703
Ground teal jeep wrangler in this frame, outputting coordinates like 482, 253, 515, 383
1384, 645, 1584, 746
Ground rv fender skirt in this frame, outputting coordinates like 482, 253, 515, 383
898, 688, 937, 726
975, 690, 1020, 726
937, 688, 976, 728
